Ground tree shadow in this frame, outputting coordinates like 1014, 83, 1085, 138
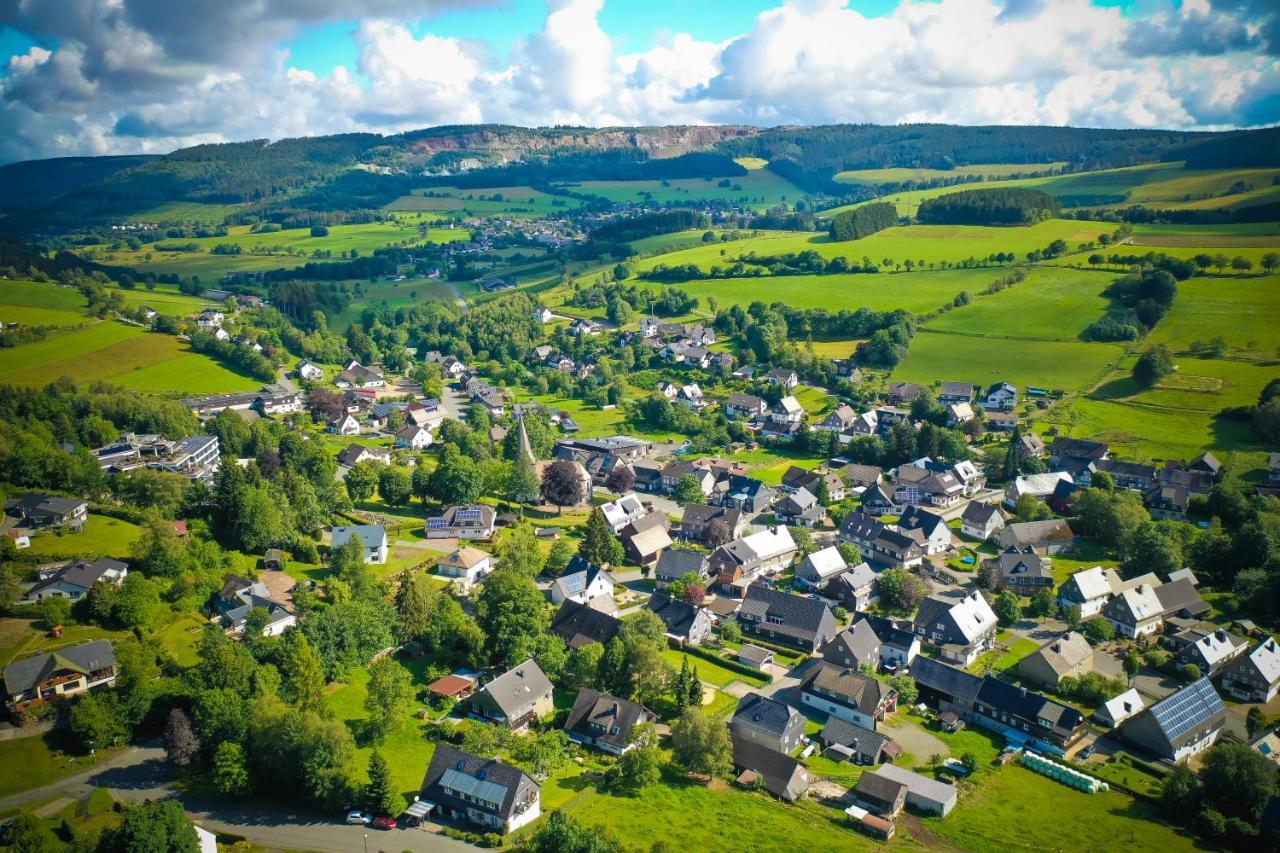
1091, 376, 1141, 401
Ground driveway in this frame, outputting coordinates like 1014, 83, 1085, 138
878, 718, 950, 761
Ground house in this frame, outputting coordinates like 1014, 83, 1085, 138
330, 524, 388, 564
960, 501, 1005, 541
996, 519, 1075, 554
839, 511, 926, 570
985, 546, 1053, 594
564, 689, 656, 755
654, 549, 711, 590
894, 465, 964, 509
661, 461, 714, 497
984, 382, 1018, 411
428, 674, 477, 702
950, 459, 986, 496
1016, 432, 1046, 459
737, 582, 836, 653
1156, 465, 1214, 498
675, 384, 705, 410
819, 717, 901, 766
854, 615, 921, 668
912, 591, 998, 666
18, 557, 128, 605
780, 467, 847, 502
1018, 632, 1094, 687
813, 404, 858, 435
1220, 637, 1280, 703
620, 515, 673, 567
337, 444, 390, 468
725, 393, 767, 419
1004, 472, 1073, 508
795, 546, 849, 591
437, 546, 492, 589
712, 475, 776, 513
824, 562, 879, 612
216, 575, 296, 638
738, 644, 774, 670
3, 640, 117, 716
1121, 677, 1227, 763
1094, 687, 1146, 728
886, 382, 921, 405
971, 677, 1087, 753
394, 424, 433, 451
1156, 577, 1209, 621
418, 745, 540, 834
644, 594, 713, 646
800, 661, 897, 729
570, 318, 598, 336
907, 655, 983, 721
870, 764, 957, 817
680, 504, 747, 546
771, 395, 804, 426
1057, 565, 1155, 619
196, 309, 225, 328
1089, 458, 1158, 492
853, 771, 908, 817
630, 462, 664, 494
820, 621, 882, 672
471, 659, 554, 730
985, 410, 1019, 432
1176, 628, 1246, 673
938, 382, 975, 404
1188, 452, 1222, 478
896, 506, 952, 555
550, 557, 616, 606
426, 505, 496, 540
295, 359, 324, 381
1102, 582, 1165, 639
549, 599, 623, 649
4, 494, 88, 530
859, 483, 896, 514
1147, 483, 1192, 519
1049, 436, 1109, 467
532, 306, 554, 323
775, 488, 825, 528
731, 693, 806, 754
731, 735, 810, 802
711, 527, 799, 593
327, 413, 361, 436
946, 402, 974, 427
600, 494, 648, 532
765, 367, 799, 390
334, 362, 385, 390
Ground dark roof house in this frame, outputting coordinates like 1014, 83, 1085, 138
563, 688, 656, 755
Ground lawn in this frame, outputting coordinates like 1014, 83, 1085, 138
1148, 274, 1280, 357
0, 619, 130, 667
892, 331, 1124, 395
925, 764, 1201, 853
661, 649, 766, 689
153, 614, 209, 668
22, 517, 143, 561
925, 266, 1116, 342
0, 736, 125, 800
0, 280, 90, 312
560, 767, 876, 853
0, 321, 262, 393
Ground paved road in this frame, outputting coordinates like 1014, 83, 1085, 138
1, 743, 468, 853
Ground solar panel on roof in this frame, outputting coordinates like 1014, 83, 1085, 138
427, 518, 448, 529
456, 507, 483, 520
440, 768, 508, 810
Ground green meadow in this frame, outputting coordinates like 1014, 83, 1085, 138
327, 278, 462, 330
1149, 274, 1280, 356
567, 169, 806, 209
0, 320, 262, 393
835, 161, 1069, 184
925, 266, 1116, 342
386, 185, 583, 216
892, 331, 1123, 394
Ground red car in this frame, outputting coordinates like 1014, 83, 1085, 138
371, 816, 397, 830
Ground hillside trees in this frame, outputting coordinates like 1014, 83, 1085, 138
916, 188, 1060, 225
829, 202, 897, 241
1133, 344, 1175, 389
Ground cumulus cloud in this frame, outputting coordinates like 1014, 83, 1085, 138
0, 0, 1277, 162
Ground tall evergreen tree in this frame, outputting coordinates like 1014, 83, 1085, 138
393, 569, 433, 644
366, 750, 405, 817
279, 630, 327, 714
579, 507, 623, 566
1004, 425, 1023, 482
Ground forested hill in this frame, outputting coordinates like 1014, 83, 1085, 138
2, 122, 1276, 231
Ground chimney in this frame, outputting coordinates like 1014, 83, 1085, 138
1215, 630, 1226, 643
1020, 686, 1027, 697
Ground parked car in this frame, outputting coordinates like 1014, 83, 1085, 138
1080, 745, 1097, 760
371, 816, 397, 830
345, 810, 373, 825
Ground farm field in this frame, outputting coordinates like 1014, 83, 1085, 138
0, 279, 213, 323
129, 200, 247, 223
835, 161, 1069, 184
385, 185, 582, 216
566, 170, 806, 208
891, 331, 1123, 393
0, 320, 262, 393
925, 266, 1116, 342
0, 280, 91, 312
643, 268, 1006, 315
1148, 274, 1280, 355
327, 278, 462, 330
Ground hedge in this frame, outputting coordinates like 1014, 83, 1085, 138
680, 644, 774, 683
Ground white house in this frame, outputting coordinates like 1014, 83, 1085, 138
328, 413, 361, 436
1094, 687, 1145, 728
330, 523, 388, 564
210, 325, 230, 341
436, 546, 492, 589
196, 310, 224, 328
601, 494, 648, 532
549, 558, 616, 606
771, 396, 804, 425
532, 306, 554, 323
960, 501, 1005, 541
296, 359, 324, 381
795, 546, 848, 591
395, 424, 434, 450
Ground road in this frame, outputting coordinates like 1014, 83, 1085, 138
0, 743, 469, 853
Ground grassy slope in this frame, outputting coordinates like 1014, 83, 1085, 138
893, 333, 1123, 394
925, 266, 1117, 342
835, 162, 1070, 183
386, 186, 582, 216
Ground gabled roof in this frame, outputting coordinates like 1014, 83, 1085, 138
907, 655, 983, 703
730, 735, 808, 801
1063, 565, 1118, 601
873, 764, 958, 807
1239, 637, 1280, 685
476, 659, 553, 718
1111, 583, 1164, 622
799, 546, 847, 580
644, 593, 707, 638
821, 621, 881, 664
820, 717, 894, 760
738, 526, 796, 562
550, 599, 622, 649
1155, 578, 1208, 618
961, 501, 1001, 526
856, 614, 919, 652
655, 548, 709, 579
420, 745, 536, 820
1097, 687, 1145, 726
551, 560, 614, 601
1024, 632, 1093, 676
331, 523, 386, 550
800, 661, 892, 714
4, 640, 115, 696
999, 519, 1075, 548
741, 583, 833, 645
1134, 677, 1225, 743
27, 557, 126, 596
732, 693, 800, 738
564, 688, 654, 751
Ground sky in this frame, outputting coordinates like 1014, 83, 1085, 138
0, 0, 1276, 163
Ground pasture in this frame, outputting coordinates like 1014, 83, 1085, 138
1149, 274, 1280, 356
892, 331, 1123, 394
566, 170, 805, 209
925, 266, 1116, 342
327, 278, 462, 330
0, 320, 262, 393
385, 185, 581, 216
834, 162, 1068, 184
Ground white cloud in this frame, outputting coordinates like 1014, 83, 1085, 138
0, 0, 1277, 162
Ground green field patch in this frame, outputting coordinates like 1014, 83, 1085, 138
0, 304, 89, 328
661, 649, 766, 689
0, 280, 89, 312
1148, 274, 1280, 357
568, 170, 805, 210
329, 278, 462, 330
926, 266, 1115, 342
892, 331, 1123, 394
129, 201, 247, 223
386, 185, 580, 216
21, 517, 143, 561
809, 338, 865, 359
835, 162, 1069, 184
0, 736, 124, 800
1129, 222, 1280, 248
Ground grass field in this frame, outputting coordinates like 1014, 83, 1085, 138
925, 266, 1116, 342
386, 186, 582, 216
0, 280, 91, 312
566, 170, 806, 209
926, 765, 1200, 853
22, 517, 143, 561
892, 331, 1124, 394
661, 649, 767, 689
0, 736, 124, 799
328, 278, 461, 330
1149, 274, 1280, 357
835, 162, 1069, 184
0, 321, 262, 392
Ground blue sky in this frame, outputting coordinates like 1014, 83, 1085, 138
0, 0, 1273, 162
